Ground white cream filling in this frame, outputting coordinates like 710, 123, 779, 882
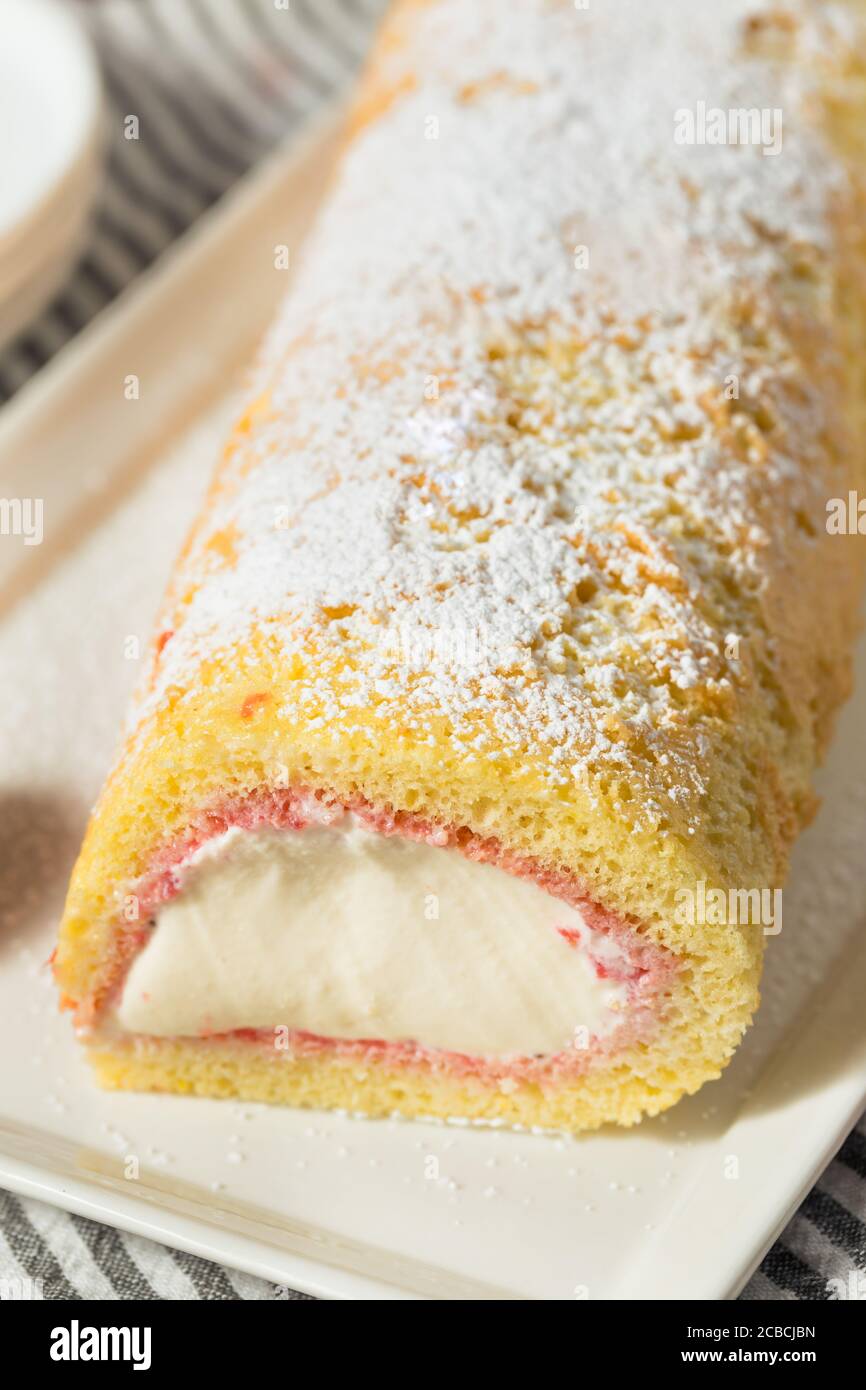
115, 822, 630, 1057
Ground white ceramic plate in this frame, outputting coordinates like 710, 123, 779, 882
0, 111, 865, 1302
0, 0, 104, 346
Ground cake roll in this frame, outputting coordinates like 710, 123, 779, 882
55, 0, 866, 1132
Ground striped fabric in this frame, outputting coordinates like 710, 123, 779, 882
0, 0, 384, 399
0, 0, 863, 1301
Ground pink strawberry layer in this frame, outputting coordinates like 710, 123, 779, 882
90, 788, 679, 1085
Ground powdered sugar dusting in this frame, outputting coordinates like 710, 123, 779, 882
129, 0, 862, 833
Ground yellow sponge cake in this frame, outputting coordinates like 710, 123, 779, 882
55, 0, 866, 1132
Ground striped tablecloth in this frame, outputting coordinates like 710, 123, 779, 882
0, 0, 864, 1301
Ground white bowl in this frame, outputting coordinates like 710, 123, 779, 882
0, 0, 104, 349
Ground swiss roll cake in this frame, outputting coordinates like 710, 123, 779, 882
55, 0, 866, 1132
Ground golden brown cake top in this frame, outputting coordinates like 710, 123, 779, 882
131, 0, 866, 843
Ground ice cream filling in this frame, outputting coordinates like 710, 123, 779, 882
114, 821, 633, 1057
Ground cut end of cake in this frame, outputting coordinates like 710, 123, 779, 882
56, 787, 712, 1132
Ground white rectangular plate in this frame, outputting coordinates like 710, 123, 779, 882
1, 110, 865, 1302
